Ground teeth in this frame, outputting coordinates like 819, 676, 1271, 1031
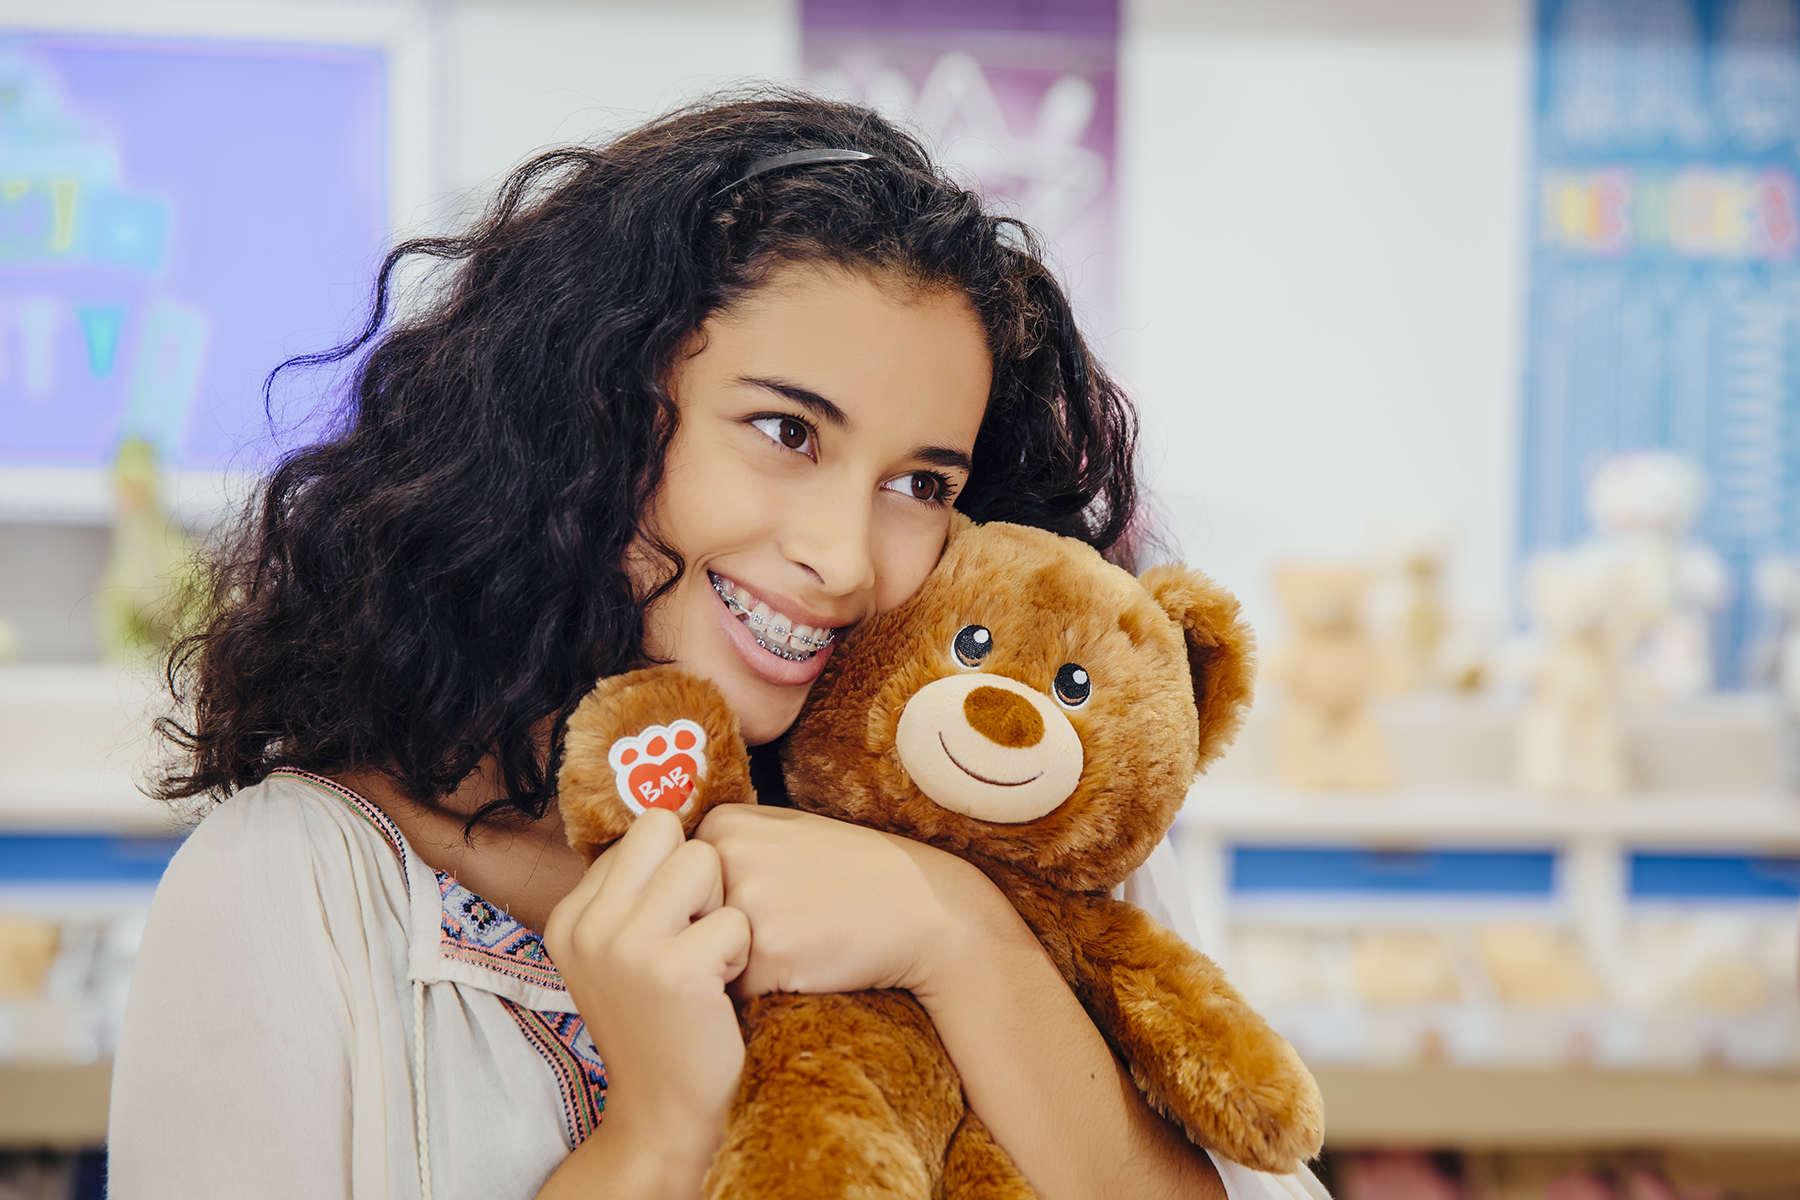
709, 572, 836, 655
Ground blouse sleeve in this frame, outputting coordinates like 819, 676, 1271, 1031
107, 798, 364, 1199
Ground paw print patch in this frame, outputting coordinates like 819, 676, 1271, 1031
607, 720, 708, 816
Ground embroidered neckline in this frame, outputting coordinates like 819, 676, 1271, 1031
436, 874, 566, 992
505, 1002, 607, 1146
269, 767, 407, 865
267, 767, 568, 992
267, 767, 603, 1143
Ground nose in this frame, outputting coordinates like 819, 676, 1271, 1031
963, 686, 1044, 748
783, 482, 877, 595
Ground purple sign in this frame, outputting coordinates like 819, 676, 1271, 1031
802, 0, 1119, 329
0, 34, 385, 470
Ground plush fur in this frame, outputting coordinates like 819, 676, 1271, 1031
558, 517, 1324, 1198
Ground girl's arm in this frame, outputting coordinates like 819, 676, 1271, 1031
697, 805, 1230, 1200
539, 809, 751, 1200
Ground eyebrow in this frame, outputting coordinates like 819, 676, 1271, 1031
738, 375, 974, 474
739, 376, 850, 427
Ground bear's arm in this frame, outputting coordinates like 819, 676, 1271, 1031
999, 876, 1323, 1176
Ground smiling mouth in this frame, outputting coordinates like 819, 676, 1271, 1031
938, 732, 1042, 788
710, 571, 840, 662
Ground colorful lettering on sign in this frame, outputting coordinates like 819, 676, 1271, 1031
1542, 166, 1800, 260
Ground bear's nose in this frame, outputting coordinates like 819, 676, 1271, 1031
963, 685, 1044, 748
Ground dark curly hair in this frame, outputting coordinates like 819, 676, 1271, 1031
156, 91, 1142, 824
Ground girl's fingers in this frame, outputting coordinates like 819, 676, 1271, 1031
545, 810, 683, 947
673, 904, 753, 985
633, 838, 728, 938
587, 809, 687, 914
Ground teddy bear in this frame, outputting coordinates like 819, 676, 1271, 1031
1516, 550, 1629, 798
1267, 563, 1396, 790
557, 516, 1324, 1198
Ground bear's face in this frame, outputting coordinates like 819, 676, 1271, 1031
782, 519, 1253, 893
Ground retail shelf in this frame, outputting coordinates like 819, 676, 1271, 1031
0, 1063, 109, 1147
2, 1061, 1794, 1150
1316, 1065, 1800, 1148
0, 465, 247, 529
0, 664, 176, 833
1177, 784, 1800, 850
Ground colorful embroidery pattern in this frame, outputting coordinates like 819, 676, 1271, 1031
269, 767, 407, 866
436, 874, 567, 992
504, 1001, 608, 1146
270, 768, 603, 1139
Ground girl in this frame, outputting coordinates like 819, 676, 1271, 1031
108, 95, 1326, 1200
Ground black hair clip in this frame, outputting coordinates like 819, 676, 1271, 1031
712, 148, 874, 198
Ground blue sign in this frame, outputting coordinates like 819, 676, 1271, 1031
1525, 0, 1800, 682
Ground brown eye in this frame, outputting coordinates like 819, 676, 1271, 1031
1053, 663, 1091, 708
953, 624, 992, 667
751, 415, 814, 455
910, 474, 940, 502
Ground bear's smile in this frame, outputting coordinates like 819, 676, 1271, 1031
937, 732, 1042, 788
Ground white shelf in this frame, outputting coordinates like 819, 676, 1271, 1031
0, 465, 252, 530
0, 664, 177, 832
1178, 784, 1800, 849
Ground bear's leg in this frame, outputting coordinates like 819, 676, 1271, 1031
707, 992, 962, 1200
941, 1109, 1038, 1200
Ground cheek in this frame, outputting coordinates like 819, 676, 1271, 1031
871, 516, 953, 612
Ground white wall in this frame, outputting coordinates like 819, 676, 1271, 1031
1116, 0, 1532, 645
440, 0, 796, 208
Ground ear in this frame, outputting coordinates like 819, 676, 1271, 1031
1138, 564, 1257, 770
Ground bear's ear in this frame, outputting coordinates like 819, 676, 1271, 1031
1138, 564, 1257, 770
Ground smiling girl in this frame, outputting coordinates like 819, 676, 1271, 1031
107, 96, 1325, 1200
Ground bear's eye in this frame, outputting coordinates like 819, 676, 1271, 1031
1053, 663, 1091, 708
952, 624, 993, 668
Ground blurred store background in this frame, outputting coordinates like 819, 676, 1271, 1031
1, 0, 1798, 1197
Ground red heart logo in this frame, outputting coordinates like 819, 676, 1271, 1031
626, 753, 699, 811
607, 719, 709, 816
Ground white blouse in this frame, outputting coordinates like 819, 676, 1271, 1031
107, 770, 1328, 1200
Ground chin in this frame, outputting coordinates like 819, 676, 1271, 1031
728, 679, 808, 746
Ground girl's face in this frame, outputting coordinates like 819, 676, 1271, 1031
641, 264, 991, 745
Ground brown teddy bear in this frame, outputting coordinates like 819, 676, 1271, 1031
558, 516, 1324, 1198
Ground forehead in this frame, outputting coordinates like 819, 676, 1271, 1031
689, 263, 991, 435
931, 532, 1178, 664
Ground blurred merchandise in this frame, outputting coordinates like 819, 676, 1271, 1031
1353, 931, 1463, 1006
1269, 563, 1397, 791
1370, 520, 1454, 693
0, 907, 147, 1065
1474, 923, 1603, 1008
1517, 551, 1629, 799
94, 437, 200, 666
1323, 1148, 1800, 1200
0, 918, 56, 999
1338, 1150, 1468, 1200
1584, 454, 1726, 702
1751, 554, 1800, 790
1222, 908, 1799, 1071
0, 615, 16, 664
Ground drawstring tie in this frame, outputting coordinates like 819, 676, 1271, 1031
413, 979, 433, 1200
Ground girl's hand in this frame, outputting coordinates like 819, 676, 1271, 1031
540, 809, 750, 1196
692, 805, 1003, 1002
